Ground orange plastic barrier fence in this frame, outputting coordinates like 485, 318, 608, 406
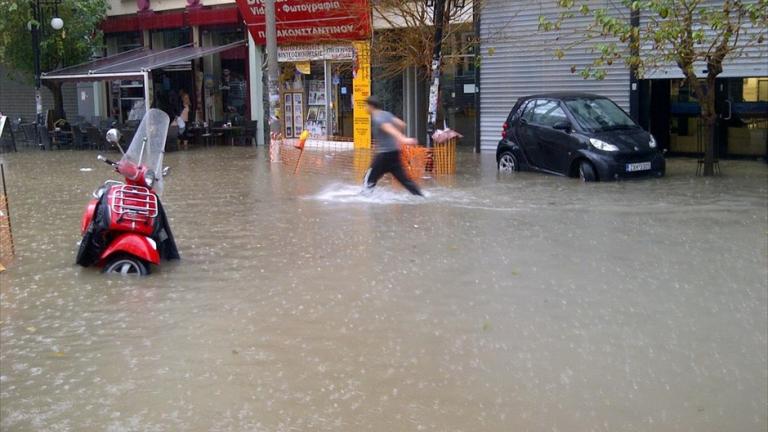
430, 138, 457, 175
270, 136, 456, 183
0, 164, 13, 270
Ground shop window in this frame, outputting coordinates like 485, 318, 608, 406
742, 78, 768, 102
114, 32, 142, 53
155, 28, 191, 49
221, 60, 247, 120
371, 68, 403, 117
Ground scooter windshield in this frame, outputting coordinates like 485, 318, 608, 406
121, 109, 169, 196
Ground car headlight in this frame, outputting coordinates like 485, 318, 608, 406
144, 170, 156, 188
589, 138, 619, 152
649, 135, 657, 148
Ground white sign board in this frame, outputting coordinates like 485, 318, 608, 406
278, 44, 355, 62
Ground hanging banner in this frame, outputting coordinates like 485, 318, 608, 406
352, 40, 371, 149
236, 0, 371, 45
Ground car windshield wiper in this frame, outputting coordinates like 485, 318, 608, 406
598, 124, 637, 131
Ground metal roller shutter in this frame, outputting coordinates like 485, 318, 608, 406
479, 0, 631, 152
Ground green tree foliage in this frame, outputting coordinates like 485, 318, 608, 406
540, 0, 767, 176
0, 0, 108, 119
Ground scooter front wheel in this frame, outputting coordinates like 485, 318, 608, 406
102, 254, 149, 276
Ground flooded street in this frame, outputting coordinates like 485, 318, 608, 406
1, 147, 766, 431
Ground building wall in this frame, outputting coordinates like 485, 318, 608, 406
642, 0, 768, 79
108, 0, 234, 16
0, 66, 78, 123
479, 0, 629, 152
480, 0, 768, 152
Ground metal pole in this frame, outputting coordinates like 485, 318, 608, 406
629, 7, 640, 122
31, 0, 44, 149
473, 0, 481, 154
264, 0, 280, 139
143, 70, 151, 111
426, 0, 447, 147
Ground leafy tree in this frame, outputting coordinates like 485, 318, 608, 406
371, 0, 476, 79
0, 0, 107, 120
539, 0, 767, 176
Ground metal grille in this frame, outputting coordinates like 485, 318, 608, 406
109, 185, 158, 221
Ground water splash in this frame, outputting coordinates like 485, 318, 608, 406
308, 183, 429, 205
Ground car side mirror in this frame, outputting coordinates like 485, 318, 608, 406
553, 121, 572, 133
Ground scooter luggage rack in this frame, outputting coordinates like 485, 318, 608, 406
109, 185, 158, 221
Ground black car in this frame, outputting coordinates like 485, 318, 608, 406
496, 93, 665, 181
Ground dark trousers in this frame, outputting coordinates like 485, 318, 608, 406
364, 150, 423, 196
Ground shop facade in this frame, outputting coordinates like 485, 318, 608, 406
103, 6, 250, 120
235, 0, 371, 147
479, 0, 767, 160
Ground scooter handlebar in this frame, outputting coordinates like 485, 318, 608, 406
97, 155, 117, 166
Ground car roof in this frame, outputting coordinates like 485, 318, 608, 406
521, 92, 609, 101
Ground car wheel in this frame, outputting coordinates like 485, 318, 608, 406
103, 254, 149, 276
498, 152, 518, 174
578, 160, 597, 182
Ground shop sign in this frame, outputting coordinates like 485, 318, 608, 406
277, 44, 356, 62
236, 0, 371, 45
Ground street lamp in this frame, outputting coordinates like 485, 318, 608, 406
30, 0, 64, 149
50, 17, 64, 31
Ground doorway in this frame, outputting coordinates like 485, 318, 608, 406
330, 63, 354, 137
719, 77, 768, 159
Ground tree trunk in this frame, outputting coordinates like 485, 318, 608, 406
687, 73, 718, 176
42, 80, 66, 122
700, 76, 718, 176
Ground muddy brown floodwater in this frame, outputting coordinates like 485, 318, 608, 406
1, 147, 766, 431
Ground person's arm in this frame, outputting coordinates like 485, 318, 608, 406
392, 116, 407, 132
382, 122, 417, 146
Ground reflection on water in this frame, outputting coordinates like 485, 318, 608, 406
1, 148, 766, 431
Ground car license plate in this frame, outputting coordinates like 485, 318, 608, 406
626, 162, 651, 172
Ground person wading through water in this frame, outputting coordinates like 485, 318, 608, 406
362, 96, 424, 196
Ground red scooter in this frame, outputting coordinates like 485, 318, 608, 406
76, 109, 179, 275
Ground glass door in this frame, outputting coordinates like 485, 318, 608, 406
720, 77, 768, 158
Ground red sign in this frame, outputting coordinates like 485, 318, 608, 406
236, 0, 370, 45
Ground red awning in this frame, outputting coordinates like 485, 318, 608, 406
188, 7, 240, 27
102, 15, 139, 34
138, 11, 185, 31
102, 6, 241, 34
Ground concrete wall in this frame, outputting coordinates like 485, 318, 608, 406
0, 66, 78, 123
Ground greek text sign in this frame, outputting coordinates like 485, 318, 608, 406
277, 44, 355, 62
236, 0, 371, 45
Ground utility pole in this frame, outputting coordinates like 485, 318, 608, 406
31, 11, 43, 142
426, 0, 447, 146
264, 0, 280, 140
629, 7, 640, 123
29, 0, 63, 150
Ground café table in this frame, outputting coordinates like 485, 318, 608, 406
210, 126, 244, 146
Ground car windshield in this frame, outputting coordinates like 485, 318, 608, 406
564, 97, 638, 131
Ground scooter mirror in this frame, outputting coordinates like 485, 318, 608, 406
105, 128, 121, 144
